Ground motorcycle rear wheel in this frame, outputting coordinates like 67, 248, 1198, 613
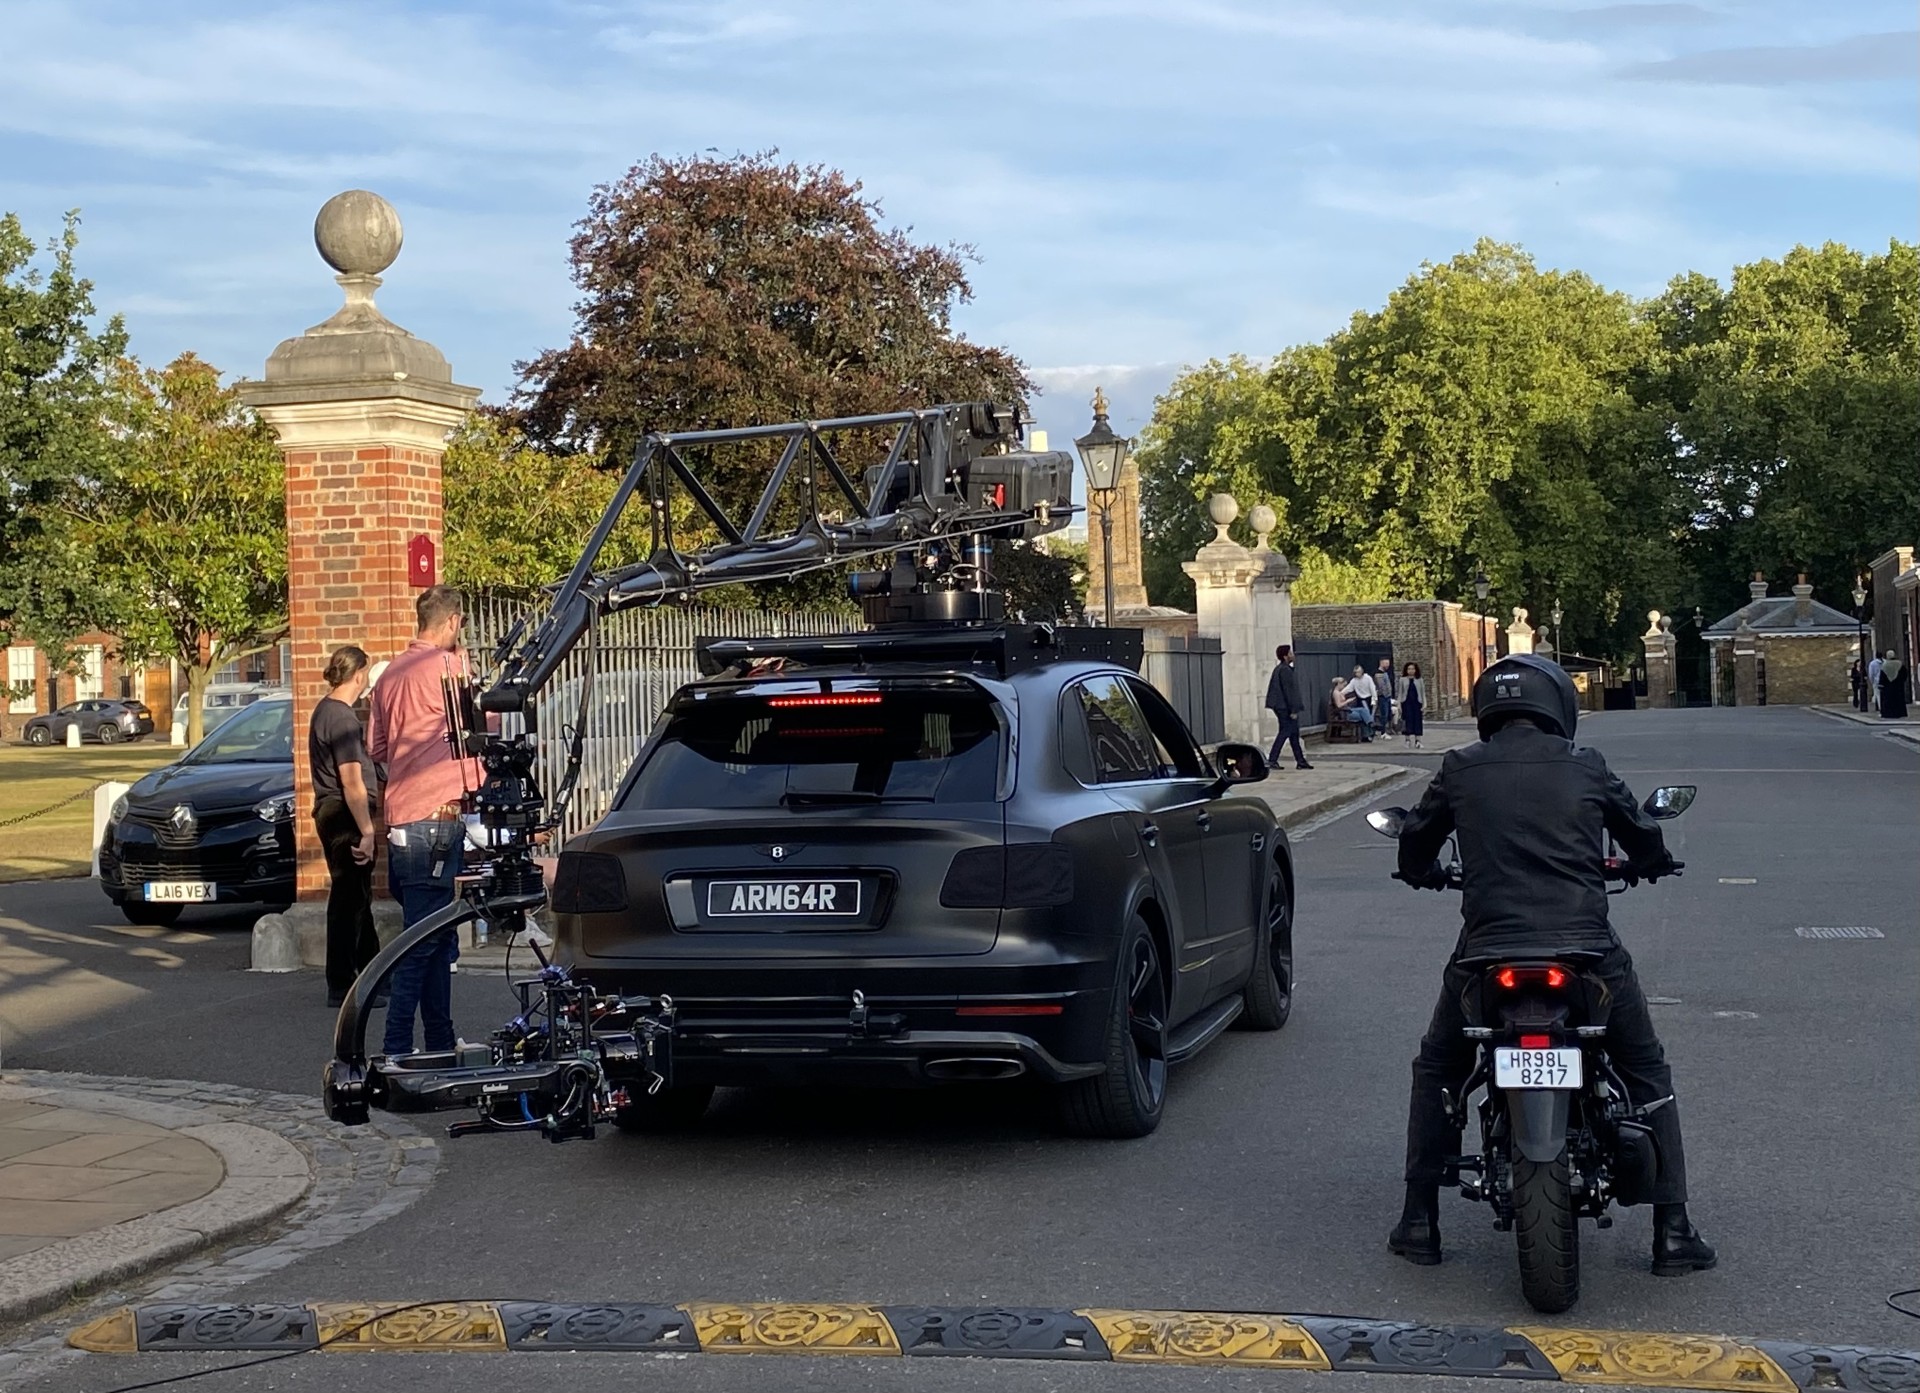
1513, 1149, 1580, 1313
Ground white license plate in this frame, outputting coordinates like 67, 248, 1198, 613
145, 881, 216, 903
708, 879, 861, 917
1494, 1047, 1582, 1089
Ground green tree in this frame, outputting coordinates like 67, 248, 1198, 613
514, 151, 1033, 539
57, 354, 287, 744
1650, 241, 1919, 620
0, 210, 127, 656
1138, 241, 1689, 658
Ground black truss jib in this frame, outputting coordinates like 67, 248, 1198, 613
479, 402, 1072, 714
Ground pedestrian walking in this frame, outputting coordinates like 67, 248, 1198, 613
1344, 665, 1378, 742
1879, 650, 1909, 720
1399, 660, 1426, 748
1264, 644, 1314, 770
368, 585, 483, 1057
1868, 651, 1884, 712
1374, 657, 1397, 737
1850, 658, 1868, 711
310, 645, 382, 1008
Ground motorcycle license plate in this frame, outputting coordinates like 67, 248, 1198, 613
1494, 1047, 1582, 1089
145, 881, 216, 903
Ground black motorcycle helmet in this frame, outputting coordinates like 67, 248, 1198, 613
1472, 653, 1580, 741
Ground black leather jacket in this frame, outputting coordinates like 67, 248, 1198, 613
1266, 661, 1303, 716
1397, 722, 1671, 959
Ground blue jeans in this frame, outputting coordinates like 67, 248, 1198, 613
383, 820, 463, 1056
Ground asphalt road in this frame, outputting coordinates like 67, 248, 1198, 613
3, 706, 1916, 1392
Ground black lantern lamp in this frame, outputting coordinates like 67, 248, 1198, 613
1075, 388, 1131, 626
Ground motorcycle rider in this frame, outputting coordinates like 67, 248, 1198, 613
1388, 654, 1716, 1276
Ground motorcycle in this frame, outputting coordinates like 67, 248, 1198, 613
1366, 783, 1696, 1313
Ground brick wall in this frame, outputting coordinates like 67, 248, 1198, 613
284, 443, 445, 897
1757, 634, 1854, 706
1292, 601, 1491, 718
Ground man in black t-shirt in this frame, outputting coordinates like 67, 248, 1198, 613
310, 646, 380, 1006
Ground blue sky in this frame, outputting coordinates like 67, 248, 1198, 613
3, 0, 1914, 452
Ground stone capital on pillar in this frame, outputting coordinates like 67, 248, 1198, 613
238, 190, 480, 898
1505, 606, 1536, 656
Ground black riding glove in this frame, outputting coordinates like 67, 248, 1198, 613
1639, 856, 1684, 884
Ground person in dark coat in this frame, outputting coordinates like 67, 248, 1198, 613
1387, 655, 1714, 1277
1849, 658, 1868, 712
1264, 645, 1313, 770
1398, 661, 1426, 748
1879, 650, 1910, 719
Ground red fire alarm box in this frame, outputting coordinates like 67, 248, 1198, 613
408, 533, 437, 588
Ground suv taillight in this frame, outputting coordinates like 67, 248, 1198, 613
940, 844, 1075, 909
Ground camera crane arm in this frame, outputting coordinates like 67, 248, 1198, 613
480, 401, 1071, 716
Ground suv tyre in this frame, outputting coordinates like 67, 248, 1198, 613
1239, 863, 1293, 1030
1060, 915, 1167, 1139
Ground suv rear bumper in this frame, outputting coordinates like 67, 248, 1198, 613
572, 977, 1113, 1087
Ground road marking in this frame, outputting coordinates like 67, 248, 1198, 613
1647, 996, 1683, 1005
67, 1301, 1920, 1389
1712, 1010, 1760, 1019
1718, 877, 1758, 884
1796, 925, 1885, 939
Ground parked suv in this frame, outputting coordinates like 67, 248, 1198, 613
23, 699, 155, 745
550, 625, 1295, 1139
99, 694, 296, 925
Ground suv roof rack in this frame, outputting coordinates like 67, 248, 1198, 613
695, 623, 1144, 679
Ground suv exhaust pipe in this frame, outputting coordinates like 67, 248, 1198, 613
924, 1057, 1026, 1081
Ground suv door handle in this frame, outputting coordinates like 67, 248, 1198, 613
1139, 822, 1159, 847
1195, 811, 1212, 831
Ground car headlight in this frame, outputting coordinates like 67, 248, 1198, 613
110, 794, 129, 824
255, 794, 296, 823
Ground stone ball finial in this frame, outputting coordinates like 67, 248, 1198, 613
1511, 606, 1529, 625
1207, 493, 1239, 528
314, 190, 403, 276
1249, 503, 1276, 544
1648, 609, 1661, 625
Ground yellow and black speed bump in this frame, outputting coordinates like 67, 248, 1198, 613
67, 1301, 1920, 1391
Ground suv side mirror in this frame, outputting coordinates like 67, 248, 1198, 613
1208, 742, 1269, 795
1642, 785, 1696, 820
1367, 807, 1408, 839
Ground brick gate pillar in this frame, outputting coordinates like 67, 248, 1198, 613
239, 191, 479, 899
1732, 618, 1761, 707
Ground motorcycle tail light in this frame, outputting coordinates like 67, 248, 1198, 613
1546, 967, 1566, 988
1520, 1033, 1552, 1048
1496, 968, 1517, 989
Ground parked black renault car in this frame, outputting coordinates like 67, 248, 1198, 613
99, 695, 296, 926
550, 625, 1295, 1138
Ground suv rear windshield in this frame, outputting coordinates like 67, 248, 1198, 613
622, 685, 1002, 809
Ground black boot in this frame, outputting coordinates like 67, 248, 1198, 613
1388, 1183, 1442, 1265
1651, 1204, 1717, 1275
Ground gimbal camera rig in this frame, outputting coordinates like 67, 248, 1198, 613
322, 403, 1073, 1140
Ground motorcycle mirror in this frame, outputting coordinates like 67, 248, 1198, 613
1643, 785, 1697, 820
1367, 807, 1407, 839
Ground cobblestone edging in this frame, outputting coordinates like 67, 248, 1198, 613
0, 1071, 437, 1385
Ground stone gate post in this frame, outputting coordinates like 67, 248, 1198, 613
1247, 504, 1297, 750
1183, 495, 1265, 745
1641, 611, 1677, 709
1732, 618, 1761, 707
239, 191, 479, 899
1505, 607, 1536, 656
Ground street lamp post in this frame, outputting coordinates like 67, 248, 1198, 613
1852, 576, 1870, 710
1075, 388, 1130, 628
1473, 567, 1494, 672
1550, 599, 1564, 659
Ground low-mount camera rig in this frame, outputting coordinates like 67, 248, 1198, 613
323, 402, 1074, 1140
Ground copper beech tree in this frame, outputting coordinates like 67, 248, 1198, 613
513, 151, 1033, 517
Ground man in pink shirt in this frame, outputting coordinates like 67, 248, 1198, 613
368, 585, 483, 1056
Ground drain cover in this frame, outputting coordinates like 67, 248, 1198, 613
1795, 926, 1885, 940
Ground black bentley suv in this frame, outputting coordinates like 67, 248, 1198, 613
550, 625, 1295, 1137
99, 695, 297, 925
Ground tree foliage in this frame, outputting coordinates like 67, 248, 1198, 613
57, 354, 287, 744
0, 211, 126, 655
513, 151, 1033, 543
1137, 238, 1914, 660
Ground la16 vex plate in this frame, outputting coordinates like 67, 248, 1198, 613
1493, 1047, 1582, 1089
146, 881, 217, 903
707, 879, 861, 917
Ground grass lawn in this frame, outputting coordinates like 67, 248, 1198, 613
0, 741, 180, 883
